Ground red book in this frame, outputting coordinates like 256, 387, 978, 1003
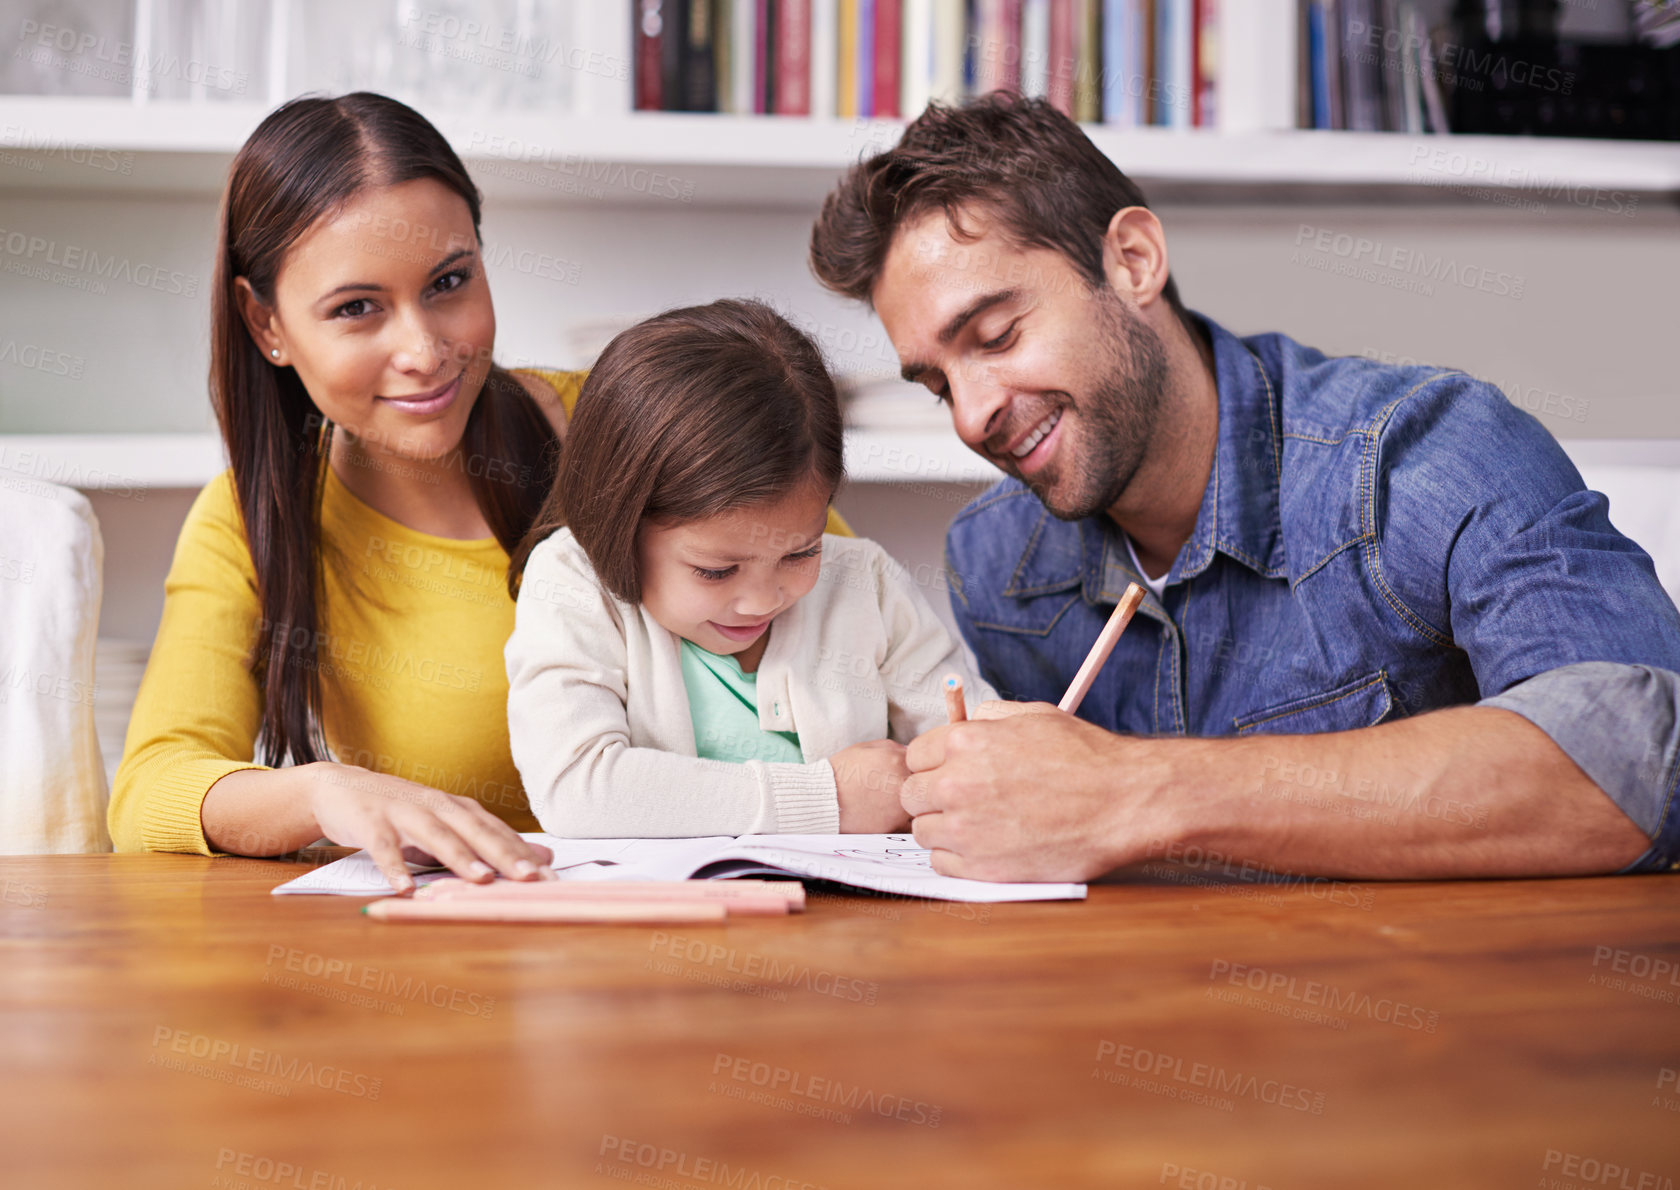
775, 0, 813, 115
634, 0, 664, 111
871, 0, 902, 118
753, 0, 772, 113
1047, 0, 1075, 115
974, 0, 1021, 97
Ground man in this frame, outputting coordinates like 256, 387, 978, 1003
808, 94, 1680, 882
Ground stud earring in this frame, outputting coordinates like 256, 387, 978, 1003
271, 349, 279, 359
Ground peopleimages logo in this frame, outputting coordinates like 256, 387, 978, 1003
597, 1135, 828, 1190
0, 226, 199, 296
1346, 20, 1574, 94
213, 1148, 397, 1190
263, 945, 496, 1018
1093, 1041, 1327, 1115
710, 1053, 942, 1127
1207, 960, 1440, 1032
648, 932, 879, 1005
15, 19, 248, 94
1539, 1149, 1675, 1190
1292, 224, 1525, 300
0, 124, 133, 174
149, 1027, 381, 1100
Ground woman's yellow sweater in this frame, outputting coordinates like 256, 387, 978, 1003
110, 370, 852, 853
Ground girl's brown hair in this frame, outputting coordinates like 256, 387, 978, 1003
212, 92, 558, 767
508, 299, 844, 603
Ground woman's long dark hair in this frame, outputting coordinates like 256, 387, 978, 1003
212, 92, 557, 767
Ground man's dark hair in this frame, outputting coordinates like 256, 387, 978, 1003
810, 93, 1191, 330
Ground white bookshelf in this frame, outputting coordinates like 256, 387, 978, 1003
0, 433, 224, 490
4, 99, 1678, 207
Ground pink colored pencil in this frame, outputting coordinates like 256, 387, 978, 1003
415, 879, 800, 916
417, 878, 804, 907
364, 899, 728, 924
1058, 583, 1146, 714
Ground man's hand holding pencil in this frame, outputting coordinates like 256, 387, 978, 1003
907, 585, 1149, 882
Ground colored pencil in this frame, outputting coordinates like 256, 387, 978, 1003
415, 879, 801, 916
363, 899, 729, 924
417, 877, 803, 903
1057, 582, 1146, 714
943, 673, 968, 723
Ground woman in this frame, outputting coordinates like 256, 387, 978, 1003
112, 92, 867, 891
111, 93, 578, 890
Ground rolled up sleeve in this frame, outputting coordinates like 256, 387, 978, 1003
1481, 661, 1680, 873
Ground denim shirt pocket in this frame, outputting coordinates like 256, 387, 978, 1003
1232, 670, 1398, 735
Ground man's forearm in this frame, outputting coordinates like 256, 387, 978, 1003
1152, 707, 1651, 879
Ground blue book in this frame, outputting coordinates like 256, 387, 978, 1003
963, 0, 976, 93
1102, 0, 1127, 123
1308, 1, 1330, 128
859, 0, 875, 117
1154, 0, 1194, 127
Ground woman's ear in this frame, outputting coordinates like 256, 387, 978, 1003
234, 277, 286, 365
1099, 206, 1171, 311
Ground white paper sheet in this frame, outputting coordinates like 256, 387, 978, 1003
272, 833, 1086, 903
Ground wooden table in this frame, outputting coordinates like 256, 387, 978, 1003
2, 853, 1677, 1190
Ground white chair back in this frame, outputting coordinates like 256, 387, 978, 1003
0, 477, 110, 853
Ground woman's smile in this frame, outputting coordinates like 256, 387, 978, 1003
378, 371, 462, 416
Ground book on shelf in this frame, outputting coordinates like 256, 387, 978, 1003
1076, 0, 1102, 121
1153, 0, 1191, 127
631, 0, 1225, 125
1021, 0, 1048, 101
872, 0, 903, 117
1300, 0, 1679, 140
1193, 0, 1218, 127
775, 0, 812, 114
634, 0, 664, 109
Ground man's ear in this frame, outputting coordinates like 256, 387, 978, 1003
233, 276, 287, 365
1099, 206, 1171, 310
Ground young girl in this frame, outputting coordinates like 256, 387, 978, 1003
505, 299, 994, 838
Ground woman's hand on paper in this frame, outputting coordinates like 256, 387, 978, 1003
303, 763, 555, 893
831, 739, 913, 833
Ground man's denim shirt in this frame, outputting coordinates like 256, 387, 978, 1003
945, 314, 1680, 872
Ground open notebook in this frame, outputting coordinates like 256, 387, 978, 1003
272, 833, 1086, 904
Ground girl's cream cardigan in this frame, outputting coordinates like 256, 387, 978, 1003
507, 529, 995, 838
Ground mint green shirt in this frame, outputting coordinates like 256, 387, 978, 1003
678, 639, 803, 764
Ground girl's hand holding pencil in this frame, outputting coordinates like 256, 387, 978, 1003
832, 739, 913, 833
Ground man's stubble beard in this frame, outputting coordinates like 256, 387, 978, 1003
1030, 292, 1170, 522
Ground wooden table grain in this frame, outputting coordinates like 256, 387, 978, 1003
1, 853, 1677, 1190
